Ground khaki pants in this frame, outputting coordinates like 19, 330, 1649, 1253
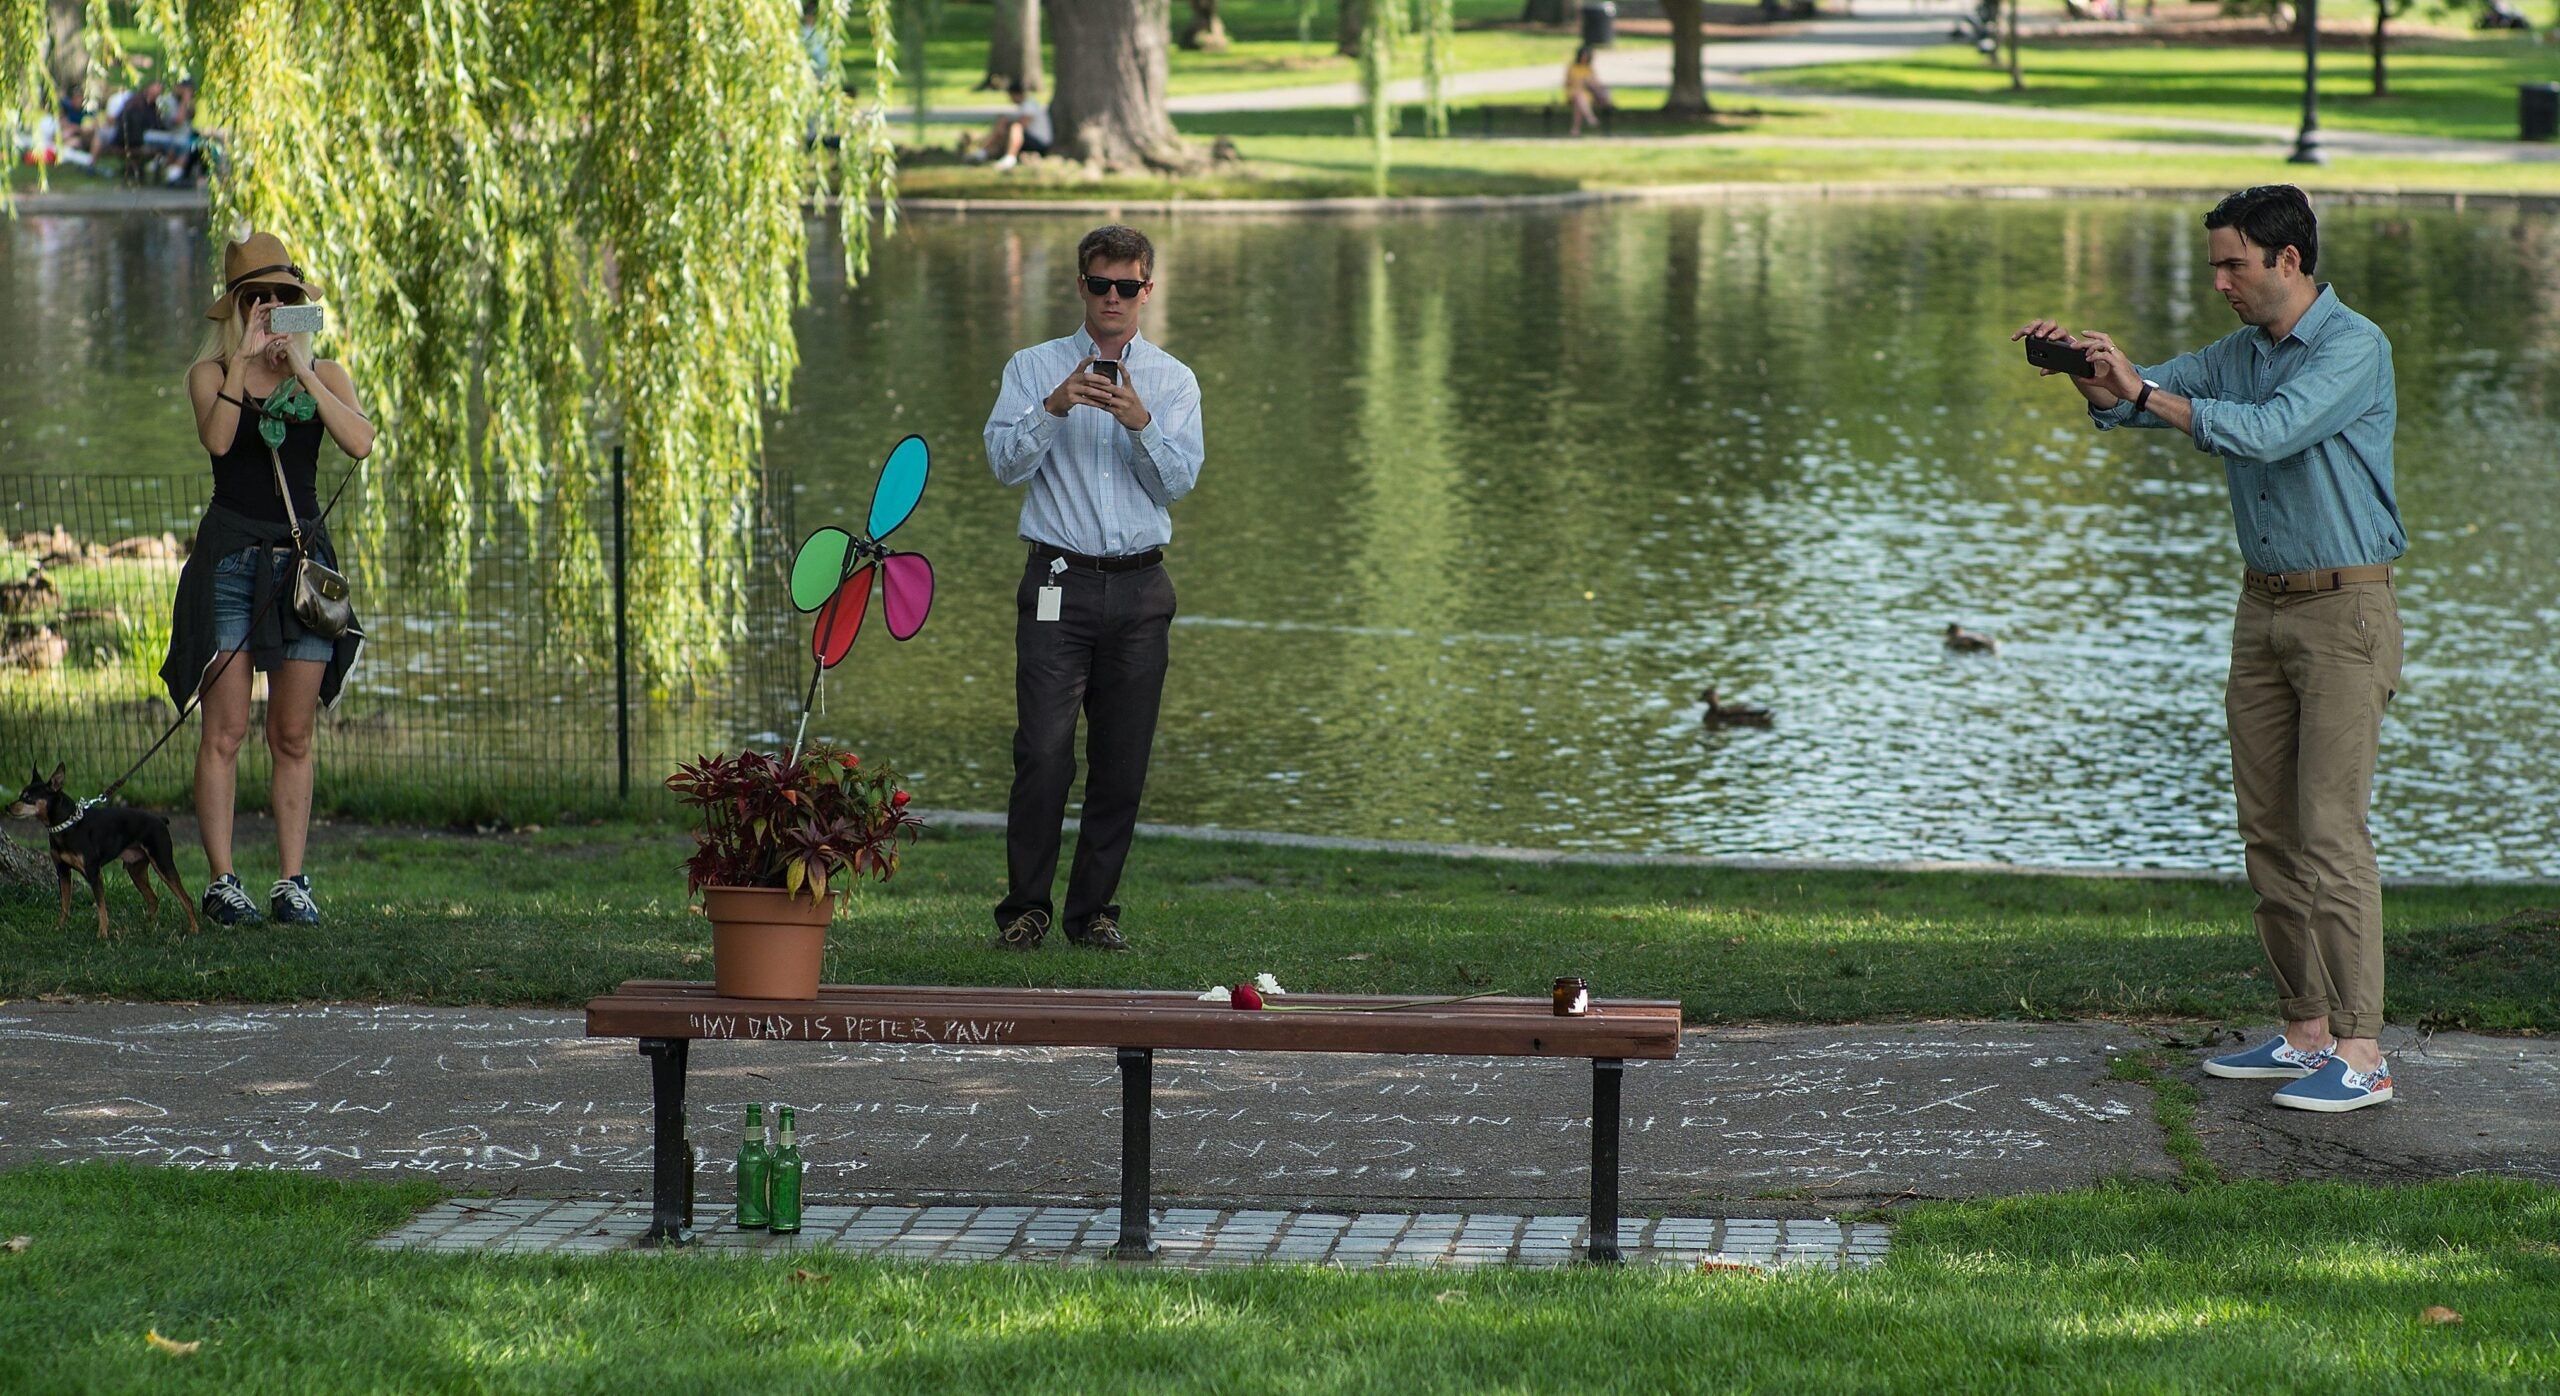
2225, 580, 2401, 1040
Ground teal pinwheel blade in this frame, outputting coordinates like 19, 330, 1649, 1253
789, 527, 854, 613
866, 434, 930, 541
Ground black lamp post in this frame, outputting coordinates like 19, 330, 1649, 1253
2289, 0, 2326, 165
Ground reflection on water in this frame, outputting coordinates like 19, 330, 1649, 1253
9, 200, 2558, 873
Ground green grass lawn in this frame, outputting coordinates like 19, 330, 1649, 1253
844, 0, 1628, 115
1767, 34, 2560, 141
1, 1164, 2552, 1393
3, 821, 2551, 1031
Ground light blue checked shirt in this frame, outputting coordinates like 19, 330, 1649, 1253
985, 326, 1204, 557
2093, 285, 2405, 576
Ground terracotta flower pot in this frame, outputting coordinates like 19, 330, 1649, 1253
703, 885, 838, 1001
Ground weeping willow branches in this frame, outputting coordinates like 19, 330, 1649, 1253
1358, 0, 1401, 196
3, 0, 901, 691
1418, 0, 1452, 139
1356, 0, 1456, 196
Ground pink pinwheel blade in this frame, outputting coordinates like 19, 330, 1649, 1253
879, 552, 936, 640
812, 565, 873, 667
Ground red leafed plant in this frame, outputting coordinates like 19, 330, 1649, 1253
666, 744, 923, 901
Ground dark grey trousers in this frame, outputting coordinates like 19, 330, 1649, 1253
996, 554, 1175, 934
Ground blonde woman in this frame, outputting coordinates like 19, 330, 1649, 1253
165, 231, 373, 927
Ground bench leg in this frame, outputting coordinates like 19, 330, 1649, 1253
639, 1036, 695, 1247
1115, 1046, 1156, 1259
1587, 1057, 1624, 1265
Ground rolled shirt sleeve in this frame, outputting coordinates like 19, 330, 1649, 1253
2187, 328, 2385, 464
2092, 344, 2217, 432
1128, 365, 1203, 508
985, 351, 1065, 488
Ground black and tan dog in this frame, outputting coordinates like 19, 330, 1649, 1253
7, 764, 196, 939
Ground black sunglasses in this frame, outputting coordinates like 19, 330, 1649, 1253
1081, 275, 1148, 300
238, 285, 306, 308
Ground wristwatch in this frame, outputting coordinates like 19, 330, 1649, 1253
2133, 379, 2160, 414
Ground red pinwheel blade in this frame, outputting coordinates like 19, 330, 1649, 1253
879, 552, 936, 640
812, 565, 873, 667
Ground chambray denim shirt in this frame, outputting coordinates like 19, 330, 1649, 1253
2093, 285, 2406, 576
984, 327, 1204, 558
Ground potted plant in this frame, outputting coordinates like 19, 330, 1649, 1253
667, 743, 921, 1000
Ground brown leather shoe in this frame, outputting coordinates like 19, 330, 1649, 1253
992, 909, 1049, 951
1065, 913, 1129, 951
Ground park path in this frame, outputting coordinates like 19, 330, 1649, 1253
5, 997, 2554, 1264
917, 7, 2560, 167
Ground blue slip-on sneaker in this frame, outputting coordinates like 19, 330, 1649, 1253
2201, 1034, 2335, 1080
2272, 1056, 2394, 1113
201, 873, 262, 927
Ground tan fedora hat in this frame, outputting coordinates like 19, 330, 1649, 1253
205, 231, 325, 320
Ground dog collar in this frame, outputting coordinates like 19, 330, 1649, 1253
47, 797, 99, 834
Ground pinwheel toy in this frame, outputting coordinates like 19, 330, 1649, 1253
785, 434, 936, 755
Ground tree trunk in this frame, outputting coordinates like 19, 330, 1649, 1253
1181, 0, 1231, 51
2005, 0, 2024, 92
46, 0, 88, 98
1, 831, 49, 900
1338, 0, 1364, 57
982, 0, 1045, 92
1052, 0, 1195, 171
1663, 0, 1710, 116
2369, 0, 2387, 97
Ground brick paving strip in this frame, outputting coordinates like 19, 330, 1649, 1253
375, 1198, 1891, 1271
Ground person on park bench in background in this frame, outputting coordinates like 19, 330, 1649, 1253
982, 224, 1203, 954
2018, 184, 2405, 1113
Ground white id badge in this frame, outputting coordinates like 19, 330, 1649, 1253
1035, 585, 1063, 622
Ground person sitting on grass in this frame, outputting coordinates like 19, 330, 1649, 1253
1565, 45, 1612, 137
966, 79, 1052, 171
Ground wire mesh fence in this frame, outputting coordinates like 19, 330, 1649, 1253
1, 465, 802, 821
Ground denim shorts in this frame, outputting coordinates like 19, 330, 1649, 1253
210, 546, 334, 664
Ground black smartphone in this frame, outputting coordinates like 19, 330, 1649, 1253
2023, 336, 2096, 378
1091, 360, 1121, 384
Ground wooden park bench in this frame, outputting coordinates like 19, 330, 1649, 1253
585, 980, 1683, 1263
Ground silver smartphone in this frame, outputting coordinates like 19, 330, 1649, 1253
267, 304, 325, 335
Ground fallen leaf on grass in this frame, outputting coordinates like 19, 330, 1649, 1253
1695, 1258, 1762, 1274
2419, 1305, 2462, 1326
3, 1235, 27, 1253
145, 1330, 201, 1357
1432, 1289, 1466, 1304
1338, 953, 1372, 962
791, 1268, 832, 1285
680, 952, 703, 965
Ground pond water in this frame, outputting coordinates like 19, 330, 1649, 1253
7, 199, 2557, 874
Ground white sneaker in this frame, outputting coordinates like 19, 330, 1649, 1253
994, 154, 1017, 172
963, 149, 987, 165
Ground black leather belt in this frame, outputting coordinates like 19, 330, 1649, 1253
1028, 543, 1163, 573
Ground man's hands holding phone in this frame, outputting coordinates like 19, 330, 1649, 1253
2012, 319, 2132, 409
1043, 354, 1151, 430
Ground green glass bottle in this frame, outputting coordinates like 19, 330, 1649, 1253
769, 1105, 803, 1235
736, 1103, 771, 1230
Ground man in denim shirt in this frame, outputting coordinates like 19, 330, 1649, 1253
2018, 186, 2405, 1113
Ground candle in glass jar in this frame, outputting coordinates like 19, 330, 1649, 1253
1552, 976, 1589, 1016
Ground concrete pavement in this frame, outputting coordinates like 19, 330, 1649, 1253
6, 1001, 2553, 1213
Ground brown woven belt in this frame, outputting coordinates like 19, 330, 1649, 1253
2243, 564, 2393, 595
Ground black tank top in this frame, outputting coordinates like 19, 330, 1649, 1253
208, 382, 326, 524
